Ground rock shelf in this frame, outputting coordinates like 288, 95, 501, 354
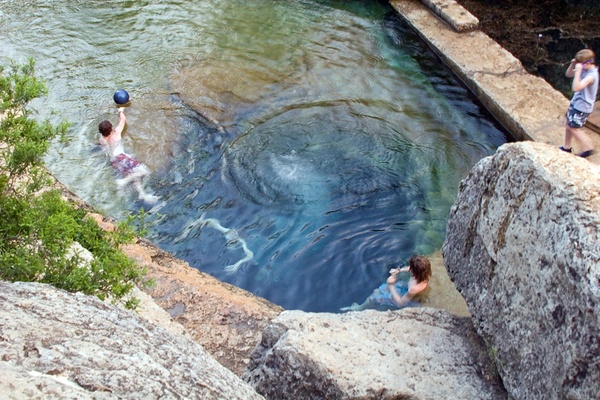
391, 0, 600, 162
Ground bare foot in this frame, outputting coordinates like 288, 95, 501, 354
340, 303, 362, 312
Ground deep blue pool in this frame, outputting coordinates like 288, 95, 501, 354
0, 0, 508, 312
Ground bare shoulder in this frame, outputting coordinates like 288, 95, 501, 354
408, 279, 428, 295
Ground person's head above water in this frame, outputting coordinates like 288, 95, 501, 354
98, 120, 113, 137
408, 255, 432, 283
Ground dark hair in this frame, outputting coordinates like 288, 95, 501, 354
98, 120, 113, 137
409, 255, 432, 283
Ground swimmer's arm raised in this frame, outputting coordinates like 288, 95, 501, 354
114, 107, 126, 139
566, 59, 576, 78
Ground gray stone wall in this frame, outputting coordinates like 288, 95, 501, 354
443, 141, 600, 400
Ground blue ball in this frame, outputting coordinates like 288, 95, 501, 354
113, 89, 130, 105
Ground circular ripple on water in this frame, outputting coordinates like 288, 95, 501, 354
224, 106, 406, 211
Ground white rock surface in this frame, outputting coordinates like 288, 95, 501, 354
244, 308, 506, 399
443, 141, 600, 400
0, 281, 264, 400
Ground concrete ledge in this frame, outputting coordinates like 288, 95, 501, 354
390, 0, 600, 163
420, 0, 479, 32
586, 103, 600, 134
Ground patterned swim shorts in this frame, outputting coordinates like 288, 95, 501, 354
566, 105, 590, 129
112, 153, 141, 176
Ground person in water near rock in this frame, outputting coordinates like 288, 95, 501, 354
98, 107, 158, 204
340, 255, 432, 312
559, 48, 598, 158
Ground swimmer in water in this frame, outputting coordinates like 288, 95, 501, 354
340, 255, 432, 311
98, 107, 158, 204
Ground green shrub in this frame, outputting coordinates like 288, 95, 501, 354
0, 59, 150, 310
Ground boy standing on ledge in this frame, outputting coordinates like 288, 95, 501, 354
560, 48, 598, 158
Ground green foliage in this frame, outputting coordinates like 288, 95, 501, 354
0, 59, 150, 309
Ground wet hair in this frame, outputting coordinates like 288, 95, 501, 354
575, 49, 595, 64
408, 255, 432, 283
98, 120, 113, 137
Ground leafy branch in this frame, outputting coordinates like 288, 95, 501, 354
0, 59, 151, 309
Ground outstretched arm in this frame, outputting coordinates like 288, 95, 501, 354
389, 266, 409, 275
113, 107, 127, 139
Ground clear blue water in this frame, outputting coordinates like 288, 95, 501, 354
0, 0, 508, 312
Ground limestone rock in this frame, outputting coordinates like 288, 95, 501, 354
119, 237, 283, 377
243, 308, 506, 399
443, 141, 600, 400
0, 281, 264, 400
1, 362, 101, 400
420, 0, 479, 32
121, 286, 190, 338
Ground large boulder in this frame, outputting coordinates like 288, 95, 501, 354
0, 281, 264, 400
443, 141, 600, 399
243, 308, 506, 399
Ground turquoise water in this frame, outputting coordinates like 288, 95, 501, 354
0, 0, 508, 311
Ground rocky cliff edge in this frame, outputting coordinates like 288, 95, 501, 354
0, 281, 264, 400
